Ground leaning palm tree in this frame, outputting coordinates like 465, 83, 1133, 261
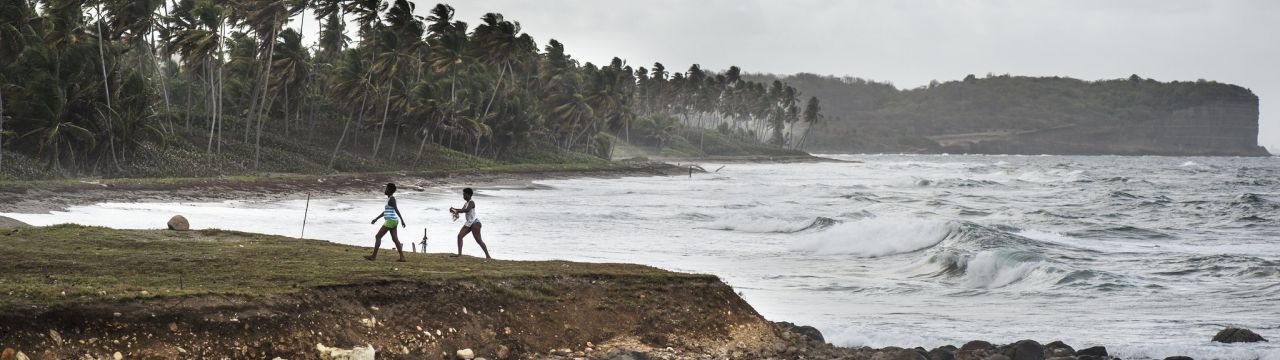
165, 0, 223, 152
270, 28, 311, 137
235, 0, 304, 169
105, 0, 170, 133
368, 0, 423, 157
796, 96, 822, 150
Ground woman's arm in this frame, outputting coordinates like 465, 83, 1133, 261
371, 213, 384, 224
393, 204, 406, 227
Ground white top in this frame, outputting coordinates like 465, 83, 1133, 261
465, 200, 478, 225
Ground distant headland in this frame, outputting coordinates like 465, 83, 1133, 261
751, 73, 1269, 156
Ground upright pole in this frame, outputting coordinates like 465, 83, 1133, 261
300, 193, 311, 239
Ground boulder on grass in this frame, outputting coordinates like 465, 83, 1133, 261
167, 215, 189, 231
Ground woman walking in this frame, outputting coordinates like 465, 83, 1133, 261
450, 188, 491, 259
367, 183, 407, 262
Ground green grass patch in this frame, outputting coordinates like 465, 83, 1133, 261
0, 224, 711, 312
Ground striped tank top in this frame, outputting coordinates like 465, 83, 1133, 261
383, 197, 398, 220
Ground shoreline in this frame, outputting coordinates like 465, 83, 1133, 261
0, 154, 847, 214
0, 161, 689, 214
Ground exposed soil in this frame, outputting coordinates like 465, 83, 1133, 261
0, 277, 799, 360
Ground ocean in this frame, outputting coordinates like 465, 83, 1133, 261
7, 154, 1279, 359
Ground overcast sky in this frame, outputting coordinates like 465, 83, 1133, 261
343, 0, 1280, 151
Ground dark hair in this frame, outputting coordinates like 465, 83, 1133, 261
463, 188, 473, 196
385, 183, 397, 194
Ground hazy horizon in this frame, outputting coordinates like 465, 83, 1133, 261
425, 0, 1277, 152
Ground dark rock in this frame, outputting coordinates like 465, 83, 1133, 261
1001, 340, 1044, 360
961, 340, 996, 351
985, 355, 1012, 360
1211, 327, 1268, 343
928, 347, 956, 360
1076, 346, 1108, 357
1076, 356, 1101, 360
1044, 341, 1074, 355
774, 321, 825, 343
1164, 357, 1194, 360
606, 349, 648, 360
872, 347, 927, 360
167, 215, 190, 231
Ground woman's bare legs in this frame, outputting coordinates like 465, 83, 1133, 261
471, 223, 491, 259
453, 226, 469, 257
367, 226, 391, 260
453, 224, 491, 259
389, 227, 406, 261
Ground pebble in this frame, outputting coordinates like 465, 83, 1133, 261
456, 348, 475, 359
113, 352, 122, 360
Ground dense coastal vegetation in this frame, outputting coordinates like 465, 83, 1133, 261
749, 73, 1265, 155
0, 0, 813, 180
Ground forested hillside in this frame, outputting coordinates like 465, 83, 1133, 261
0, 1, 810, 180
749, 73, 1265, 156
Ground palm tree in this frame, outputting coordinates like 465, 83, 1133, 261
473, 13, 524, 125
165, 0, 224, 152
0, 0, 39, 172
105, 0, 170, 133
271, 28, 311, 137
315, 9, 347, 63
369, 0, 423, 157
236, 0, 304, 169
796, 96, 822, 150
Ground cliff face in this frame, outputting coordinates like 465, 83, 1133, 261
955, 98, 1268, 156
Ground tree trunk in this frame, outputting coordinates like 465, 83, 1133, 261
390, 125, 399, 159
183, 78, 192, 131
479, 61, 507, 122
329, 108, 355, 168
253, 24, 279, 169
216, 15, 227, 153
283, 81, 290, 137
95, 4, 117, 169
255, 95, 276, 169
206, 63, 217, 153
373, 85, 391, 156
148, 34, 173, 134
415, 124, 432, 165
1, 84, 5, 172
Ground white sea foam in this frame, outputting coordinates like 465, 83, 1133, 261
703, 213, 813, 233
822, 324, 957, 349
961, 250, 1043, 288
791, 217, 953, 257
